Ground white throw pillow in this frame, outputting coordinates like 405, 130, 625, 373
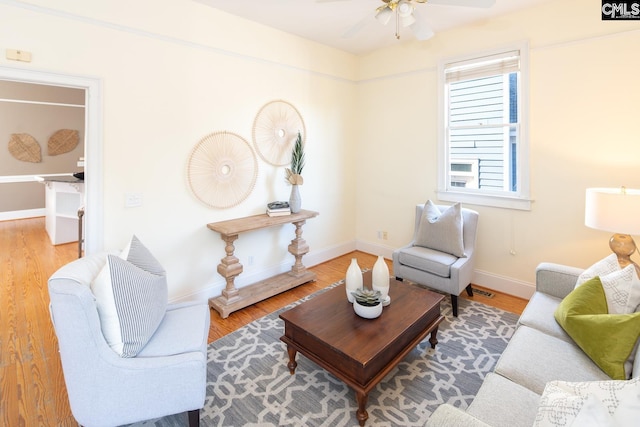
577, 255, 640, 314
599, 265, 640, 314
533, 377, 640, 427
414, 200, 465, 258
91, 236, 168, 357
576, 254, 621, 287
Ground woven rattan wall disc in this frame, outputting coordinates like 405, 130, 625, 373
187, 131, 258, 208
8, 133, 41, 163
252, 100, 306, 166
48, 129, 79, 155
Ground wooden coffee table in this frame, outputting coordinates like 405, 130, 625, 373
279, 271, 444, 426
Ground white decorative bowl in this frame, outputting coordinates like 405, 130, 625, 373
353, 301, 383, 319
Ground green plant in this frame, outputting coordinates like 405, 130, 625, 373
285, 131, 305, 185
351, 288, 382, 307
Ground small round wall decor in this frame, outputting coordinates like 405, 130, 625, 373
187, 131, 258, 208
252, 100, 306, 166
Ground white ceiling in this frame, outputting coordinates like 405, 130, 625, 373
194, 0, 551, 55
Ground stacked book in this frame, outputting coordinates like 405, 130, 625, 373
266, 201, 291, 217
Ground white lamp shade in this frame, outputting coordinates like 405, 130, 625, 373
398, 1, 415, 17
585, 187, 640, 235
401, 14, 416, 27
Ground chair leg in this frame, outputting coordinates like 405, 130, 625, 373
188, 409, 200, 427
451, 294, 458, 317
465, 284, 474, 297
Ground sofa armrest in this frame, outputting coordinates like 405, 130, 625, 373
535, 262, 583, 299
426, 404, 491, 427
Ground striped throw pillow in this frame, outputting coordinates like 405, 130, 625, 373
91, 236, 168, 357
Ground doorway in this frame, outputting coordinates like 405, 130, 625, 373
0, 66, 103, 254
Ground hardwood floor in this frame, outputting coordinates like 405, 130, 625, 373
0, 217, 528, 426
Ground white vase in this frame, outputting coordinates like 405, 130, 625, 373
289, 184, 301, 213
353, 301, 383, 319
345, 258, 362, 303
372, 255, 390, 305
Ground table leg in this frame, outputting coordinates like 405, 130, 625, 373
355, 391, 369, 426
429, 326, 439, 349
288, 220, 310, 276
286, 346, 298, 374
217, 233, 243, 302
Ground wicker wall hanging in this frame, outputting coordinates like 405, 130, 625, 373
8, 133, 41, 163
252, 100, 306, 166
48, 129, 79, 155
187, 131, 258, 208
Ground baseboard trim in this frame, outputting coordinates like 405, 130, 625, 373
0, 209, 45, 221
172, 240, 536, 304
473, 269, 535, 300
354, 239, 394, 260
171, 240, 357, 304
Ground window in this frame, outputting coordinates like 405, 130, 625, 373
437, 44, 531, 210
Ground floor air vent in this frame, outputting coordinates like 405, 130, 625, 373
472, 288, 495, 298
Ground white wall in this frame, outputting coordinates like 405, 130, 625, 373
0, 0, 358, 301
3, 0, 638, 302
355, 0, 640, 298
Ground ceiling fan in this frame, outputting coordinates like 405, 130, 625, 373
318, 0, 496, 41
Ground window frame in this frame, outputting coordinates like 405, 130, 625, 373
437, 42, 531, 211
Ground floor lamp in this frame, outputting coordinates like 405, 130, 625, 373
585, 187, 640, 275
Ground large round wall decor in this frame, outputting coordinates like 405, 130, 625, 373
187, 131, 258, 208
252, 100, 306, 166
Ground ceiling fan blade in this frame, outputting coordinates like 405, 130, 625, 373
410, 8, 434, 41
342, 11, 374, 39
428, 0, 495, 8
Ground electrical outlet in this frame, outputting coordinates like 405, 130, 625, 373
124, 192, 143, 207
377, 230, 382, 239
382, 231, 388, 240
248, 255, 254, 266
6, 49, 32, 62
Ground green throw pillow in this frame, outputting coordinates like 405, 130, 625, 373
554, 277, 640, 380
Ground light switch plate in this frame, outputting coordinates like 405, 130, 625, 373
124, 193, 143, 207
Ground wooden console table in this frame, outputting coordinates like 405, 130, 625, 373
207, 209, 319, 318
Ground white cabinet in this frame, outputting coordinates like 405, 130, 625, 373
44, 180, 84, 245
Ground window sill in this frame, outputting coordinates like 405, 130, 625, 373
436, 190, 532, 211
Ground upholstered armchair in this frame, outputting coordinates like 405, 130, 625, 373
48, 250, 209, 427
392, 202, 479, 317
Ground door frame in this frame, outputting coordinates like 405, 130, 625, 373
0, 65, 103, 254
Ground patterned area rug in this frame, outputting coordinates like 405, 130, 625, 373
132, 282, 519, 427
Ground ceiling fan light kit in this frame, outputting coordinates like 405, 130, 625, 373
376, 0, 426, 40
368, 0, 495, 41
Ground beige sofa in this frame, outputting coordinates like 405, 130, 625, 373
426, 262, 640, 427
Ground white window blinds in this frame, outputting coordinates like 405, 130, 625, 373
444, 50, 520, 83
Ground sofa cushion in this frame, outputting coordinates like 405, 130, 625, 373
554, 276, 640, 379
397, 245, 457, 278
91, 236, 168, 357
517, 291, 572, 343
533, 377, 640, 427
467, 372, 540, 427
414, 200, 465, 258
137, 302, 209, 357
495, 326, 610, 395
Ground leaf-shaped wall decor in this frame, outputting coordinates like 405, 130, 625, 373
8, 133, 41, 163
48, 129, 79, 155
